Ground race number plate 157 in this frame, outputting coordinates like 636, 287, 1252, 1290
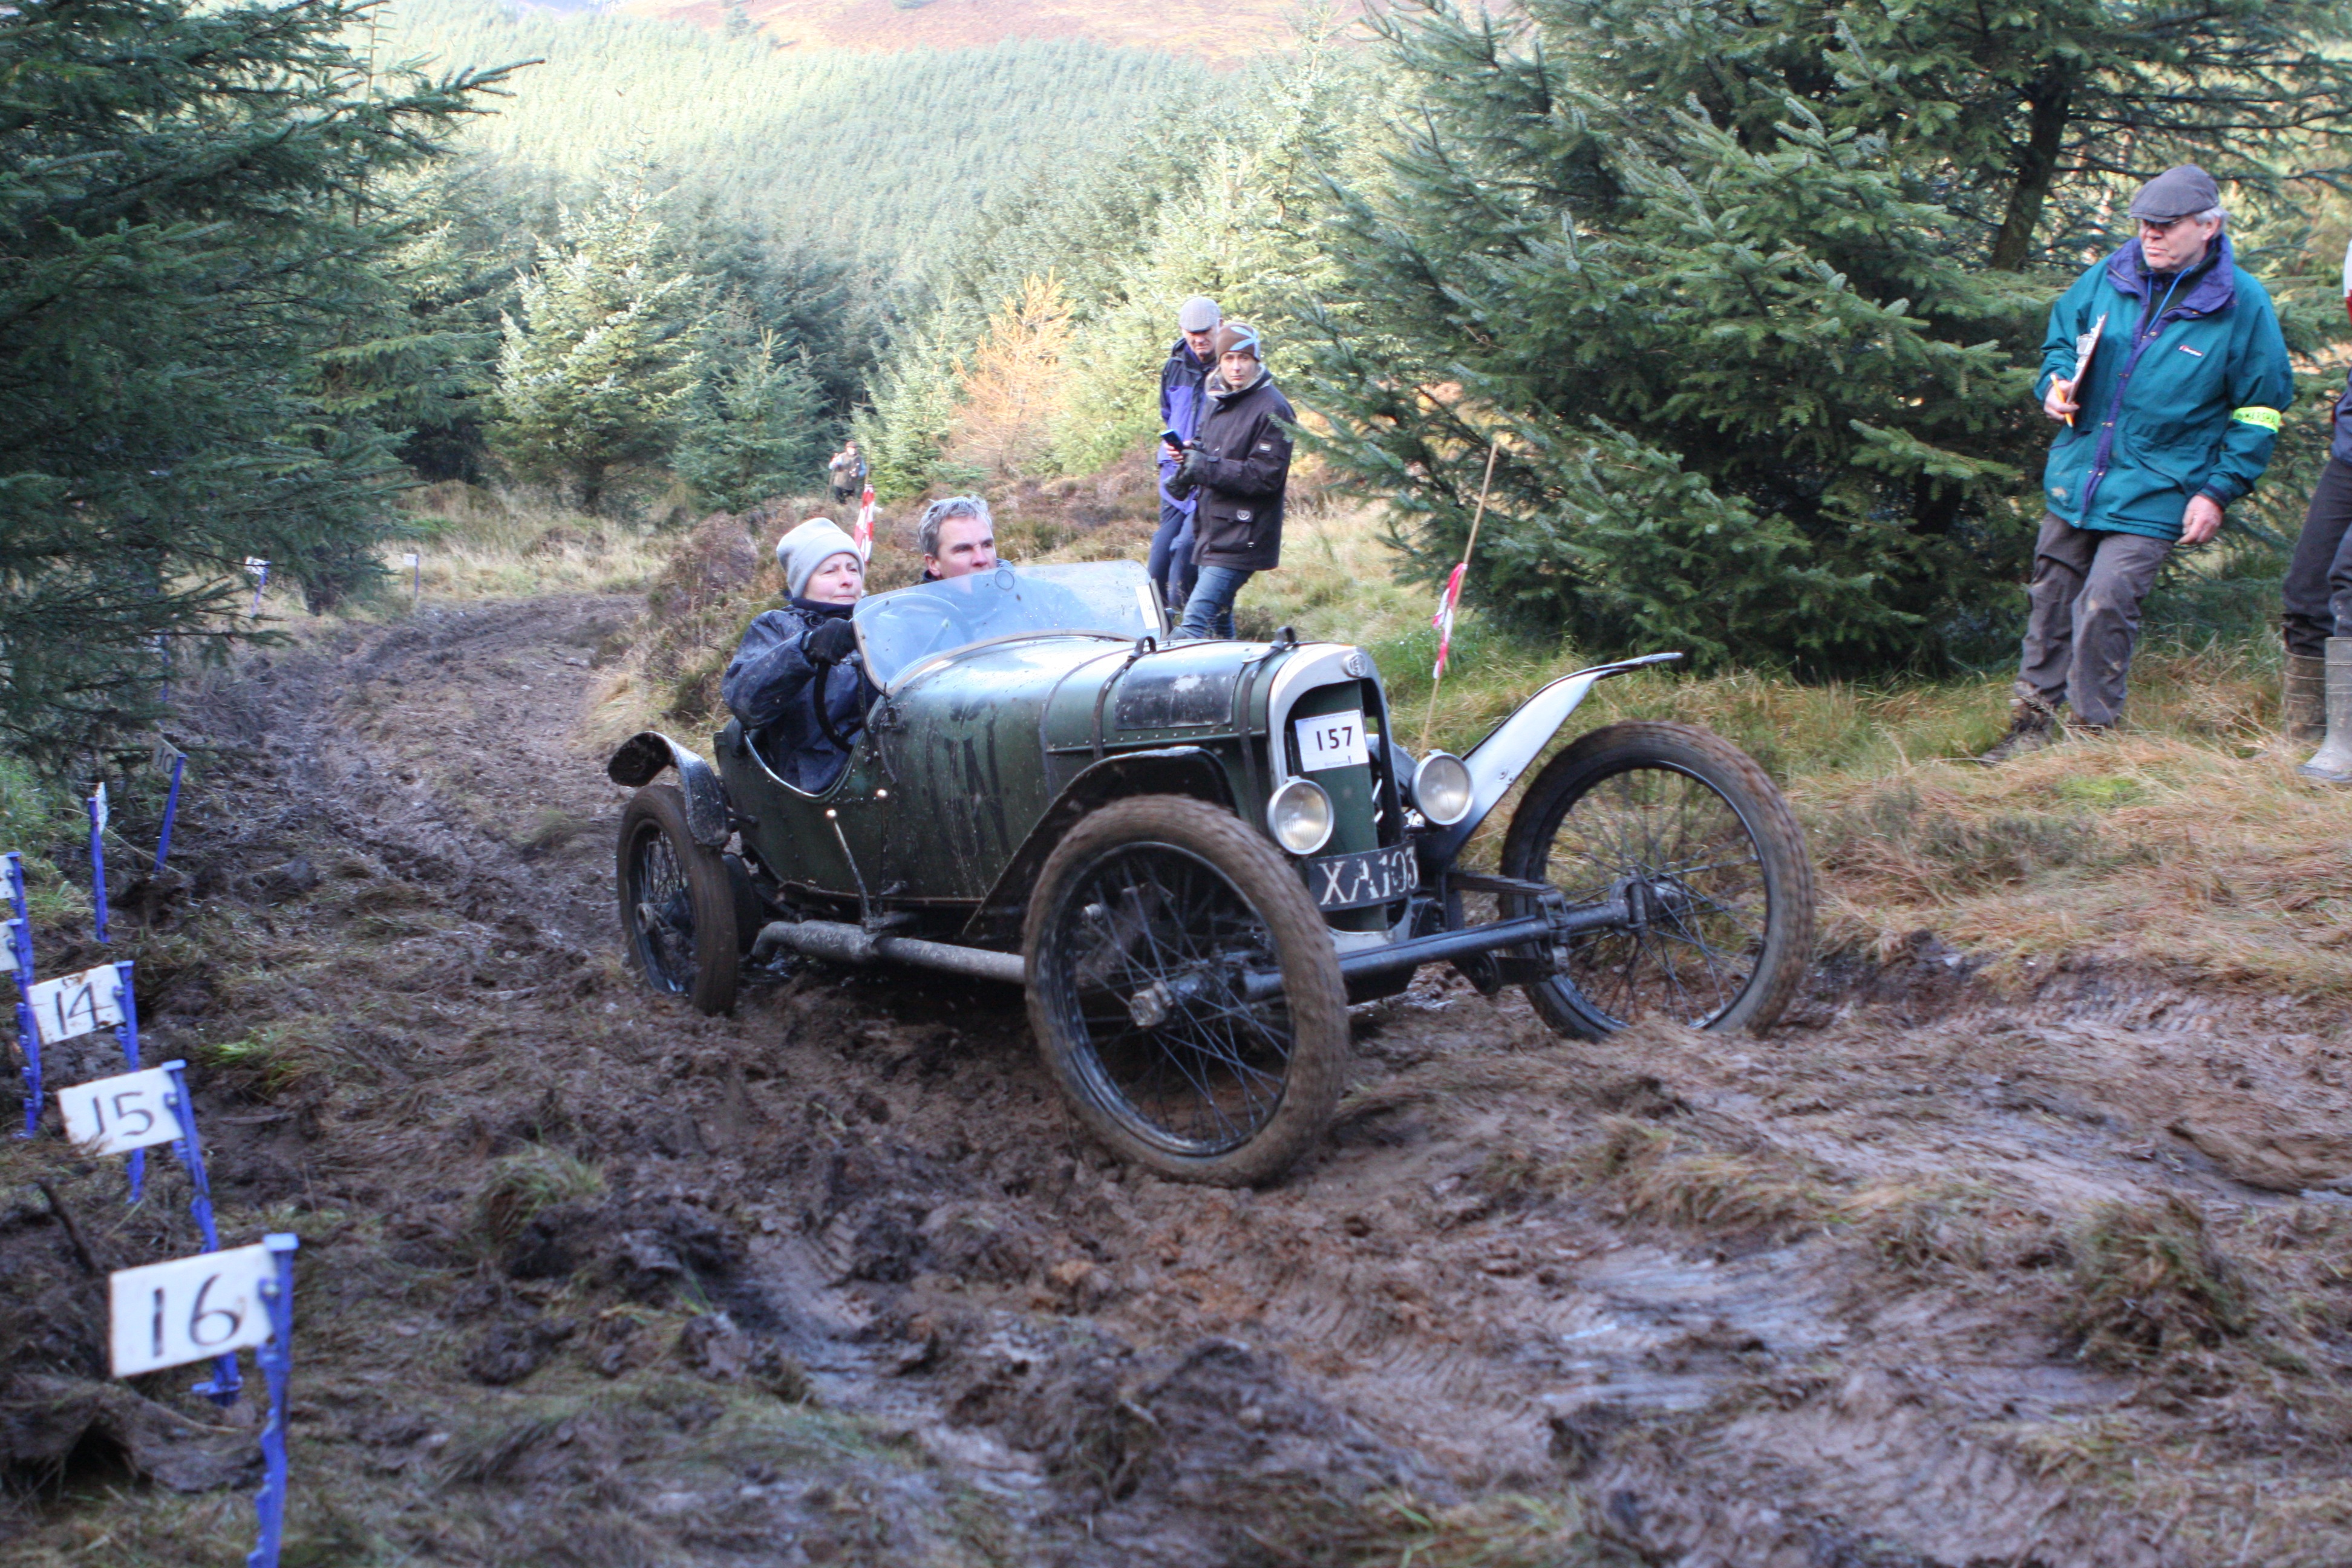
1295, 709, 1370, 772
110, 1242, 280, 1377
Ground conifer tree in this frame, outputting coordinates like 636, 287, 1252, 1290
1302, 1, 2071, 670
0, 0, 510, 759
675, 327, 827, 512
950, 273, 1074, 479
491, 160, 704, 512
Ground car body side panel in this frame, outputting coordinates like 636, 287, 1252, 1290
878, 639, 1126, 901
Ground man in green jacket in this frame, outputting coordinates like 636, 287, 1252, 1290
1982, 165, 2295, 763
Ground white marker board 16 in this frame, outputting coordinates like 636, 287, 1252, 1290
110, 1243, 280, 1377
58, 1065, 186, 1155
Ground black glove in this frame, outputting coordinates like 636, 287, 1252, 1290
1168, 444, 1212, 499
803, 617, 857, 664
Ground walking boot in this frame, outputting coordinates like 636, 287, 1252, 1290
2285, 652, 2327, 747
2299, 638, 2352, 785
1979, 687, 2059, 765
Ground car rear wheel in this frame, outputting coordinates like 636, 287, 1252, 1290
1024, 795, 1347, 1187
618, 784, 739, 1015
1500, 721, 1812, 1039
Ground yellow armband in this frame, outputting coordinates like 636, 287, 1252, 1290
2232, 406, 2283, 430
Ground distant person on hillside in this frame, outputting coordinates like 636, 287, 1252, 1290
1146, 296, 1220, 623
1979, 165, 2292, 764
1166, 322, 1293, 641
828, 440, 866, 506
918, 495, 998, 581
2282, 238, 2352, 782
723, 518, 868, 792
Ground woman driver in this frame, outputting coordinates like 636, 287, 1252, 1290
720, 520, 868, 793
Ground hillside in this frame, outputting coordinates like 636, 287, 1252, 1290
623, 0, 1368, 64
376, 0, 1214, 272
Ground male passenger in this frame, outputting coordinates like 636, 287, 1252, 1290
1981, 165, 2293, 763
918, 495, 998, 581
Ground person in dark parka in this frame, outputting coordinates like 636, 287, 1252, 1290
1165, 322, 1294, 639
722, 519, 868, 794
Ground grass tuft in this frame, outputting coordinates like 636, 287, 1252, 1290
2063, 1196, 2251, 1368
471, 1146, 606, 1252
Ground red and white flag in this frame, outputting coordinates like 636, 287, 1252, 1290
852, 483, 877, 561
1431, 561, 1467, 679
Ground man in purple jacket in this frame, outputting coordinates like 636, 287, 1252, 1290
1145, 296, 1220, 625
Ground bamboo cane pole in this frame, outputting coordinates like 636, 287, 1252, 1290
1420, 440, 1500, 754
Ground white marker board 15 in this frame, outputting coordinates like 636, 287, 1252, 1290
58, 1065, 186, 1155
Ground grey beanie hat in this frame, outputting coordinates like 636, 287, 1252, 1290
2128, 165, 2221, 223
1177, 295, 1221, 333
774, 518, 861, 599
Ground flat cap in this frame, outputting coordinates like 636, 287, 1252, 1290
1178, 296, 1222, 332
2128, 165, 2221, 223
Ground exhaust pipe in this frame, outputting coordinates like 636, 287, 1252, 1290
751, 919, 1025, 985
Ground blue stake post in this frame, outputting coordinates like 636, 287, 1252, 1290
4, 854, 36, 1137
247, 1233, 299, 1568
112, 962, 143, 1202
155, 753, 185, 872
88, 785, 109, 944
161, 1058, 241, 1406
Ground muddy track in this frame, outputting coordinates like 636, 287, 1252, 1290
18, 593, 2352, 1567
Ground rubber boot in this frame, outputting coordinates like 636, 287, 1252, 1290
2285, 652, 2327, 747
2299, 638, 2352, 784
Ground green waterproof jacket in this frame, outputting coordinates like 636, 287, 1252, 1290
2034, 235, 2293, 543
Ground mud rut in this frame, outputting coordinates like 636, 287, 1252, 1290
61, 594, 2352, 1566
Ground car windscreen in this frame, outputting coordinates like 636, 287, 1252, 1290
853, 561, 1161, 688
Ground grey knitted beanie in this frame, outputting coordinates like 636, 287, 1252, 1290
775, 518, 861, 599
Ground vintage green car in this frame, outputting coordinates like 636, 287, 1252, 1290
609, 560, 1812, 1185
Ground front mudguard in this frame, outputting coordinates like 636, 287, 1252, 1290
607, 731, 731, 849
1418, 652, 1682, 866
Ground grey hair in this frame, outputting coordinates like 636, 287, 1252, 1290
2197, 204, 2227, 229
918, 495, 993, 558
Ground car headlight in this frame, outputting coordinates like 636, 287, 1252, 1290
1411, 752, 1474, 826
1266, 778, 1334, 855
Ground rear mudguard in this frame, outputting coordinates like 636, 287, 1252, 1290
1419, 652, 1682, 864
607, 731, 731, 848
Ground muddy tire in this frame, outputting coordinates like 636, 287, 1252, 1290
1024, 795, 1347, 1187
1501, 721, 1812, 1039
618, 784, 738, 1015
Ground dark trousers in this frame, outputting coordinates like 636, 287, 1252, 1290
2015, 512, 2172, 728
1146, 500, 1198, 624
2284, 455, 2352, 659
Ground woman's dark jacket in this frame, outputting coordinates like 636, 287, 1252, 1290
1184, 368, 1295, 572
720, 598, 866, 794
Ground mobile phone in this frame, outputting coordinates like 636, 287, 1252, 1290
1160, 429, 1186, 451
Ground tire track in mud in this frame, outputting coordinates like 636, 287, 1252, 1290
119, 596, 2352, 1566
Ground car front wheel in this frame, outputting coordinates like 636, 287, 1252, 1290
1023, 795, 1348, 1187
618, 783, 739, 1015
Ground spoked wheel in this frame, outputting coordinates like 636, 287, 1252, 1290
1500, 721, 1812, 1039
1024, 796, 1347, 1187
618, 784, 739, 1015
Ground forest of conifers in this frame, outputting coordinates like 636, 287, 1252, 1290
7, 0, 2352, 760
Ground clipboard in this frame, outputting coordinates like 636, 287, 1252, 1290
2063, 312, 2106, 427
